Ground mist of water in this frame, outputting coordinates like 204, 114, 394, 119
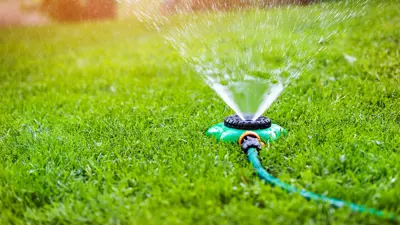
119, 0, 369, 120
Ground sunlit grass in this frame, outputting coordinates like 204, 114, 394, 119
0, 1, 400, 224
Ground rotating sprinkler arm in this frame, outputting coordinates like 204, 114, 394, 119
239, 132, 400, 222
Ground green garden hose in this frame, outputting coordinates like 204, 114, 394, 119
246, 147, 400, 221
207, 115, 399, 221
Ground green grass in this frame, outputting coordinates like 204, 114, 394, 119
1, 1, 400, 224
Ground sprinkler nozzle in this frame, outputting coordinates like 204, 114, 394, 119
224, 115, 271, 130
206, 115, 285, 143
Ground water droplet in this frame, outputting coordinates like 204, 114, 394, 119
344, 54, 357, 64
339, 154, 346, 163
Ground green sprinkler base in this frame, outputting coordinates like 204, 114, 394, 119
206, 122, 286, 143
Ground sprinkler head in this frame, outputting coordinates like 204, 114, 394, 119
224, 115, 271, 130
206, 114, 286, 144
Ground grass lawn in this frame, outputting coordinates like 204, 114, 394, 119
1, 1, 400, 224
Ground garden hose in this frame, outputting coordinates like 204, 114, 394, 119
240, 133, 400, 222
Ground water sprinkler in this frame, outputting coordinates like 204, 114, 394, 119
206, 115, 399, 221
206, 115, 286, 143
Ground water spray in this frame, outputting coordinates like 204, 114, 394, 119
207, 115, 400, 222
128, 0, 399, 221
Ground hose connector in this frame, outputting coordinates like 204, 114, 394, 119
239, 131, 263, 154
